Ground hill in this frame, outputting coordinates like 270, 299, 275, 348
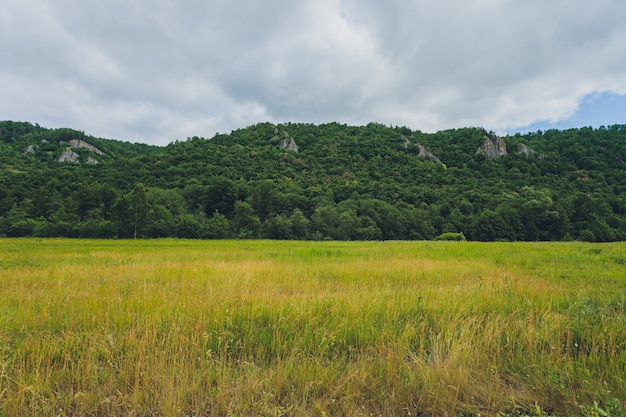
1, 120, 625, 241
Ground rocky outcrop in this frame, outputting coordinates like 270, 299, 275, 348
68, 139, 105, 155
272, 128, 299, 153
86, 157, 99, 165
22, 144, 38, 154
475, 136, 507, 160
58, 148, 80, 163
416, 143, 442, 164
517, 143, 536, 157
280, 136, 298, 152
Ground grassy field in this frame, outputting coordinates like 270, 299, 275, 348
0, 239, 624, 416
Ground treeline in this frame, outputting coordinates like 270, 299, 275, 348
1, 120, 625, 241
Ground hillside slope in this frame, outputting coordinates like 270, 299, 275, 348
1, 121, 625, 241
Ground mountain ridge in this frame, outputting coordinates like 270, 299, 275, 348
1, 120, 625, 241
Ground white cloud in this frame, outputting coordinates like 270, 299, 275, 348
1, 0, 625, 144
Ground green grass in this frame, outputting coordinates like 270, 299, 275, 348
0, 239, 625, 416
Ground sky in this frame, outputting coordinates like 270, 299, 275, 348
1, 0, 626, 146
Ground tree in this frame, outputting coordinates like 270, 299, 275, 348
232, 201, 262, 239
471, 210, 515, 241
114, 183, 149, 239
251, 179, 280, 221
336, 209, 359, 240
204, 211, 231, 239
204, 176, 238, 217
311, 205, 340, 240
182, 180, 205, 213
145, 204, 176, 237
264, 214, 292, 240
289, 208, 310, 240
175, 213, 203, 239
6, 200, 36, 237
358, 199, 406, 240
355, 215, 382, 240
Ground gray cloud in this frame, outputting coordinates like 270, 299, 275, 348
1, 0, 625, 145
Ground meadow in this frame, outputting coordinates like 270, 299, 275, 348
0, 239, 624, 416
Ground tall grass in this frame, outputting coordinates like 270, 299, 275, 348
0, 239, 624, 416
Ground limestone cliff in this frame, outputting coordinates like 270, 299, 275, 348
517, 143, 536, 156
271, 127, 299, 153
57, 147, 80, 163
416, 143, 442, 164
67, 139, 105, 155
475, 136, 507, 159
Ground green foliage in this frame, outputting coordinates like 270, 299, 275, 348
471, 209, 515, 241
580, 399, 626, 417
1, 121, 625, 241
233, 201, 262, 238
435, 232, 467, 241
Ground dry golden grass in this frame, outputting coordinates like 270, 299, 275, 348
0, 239, 624, 416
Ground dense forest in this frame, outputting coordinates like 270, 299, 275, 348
1, 120, 625, 241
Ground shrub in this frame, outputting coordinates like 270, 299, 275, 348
435, 232, 466, 241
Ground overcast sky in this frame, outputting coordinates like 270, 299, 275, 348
2, 0, 626, 145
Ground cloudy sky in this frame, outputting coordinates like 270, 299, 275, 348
2, 0, 626, 145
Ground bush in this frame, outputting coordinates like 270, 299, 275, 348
435, 232, 466, 241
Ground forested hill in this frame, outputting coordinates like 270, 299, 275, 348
1, 120, 625, 241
